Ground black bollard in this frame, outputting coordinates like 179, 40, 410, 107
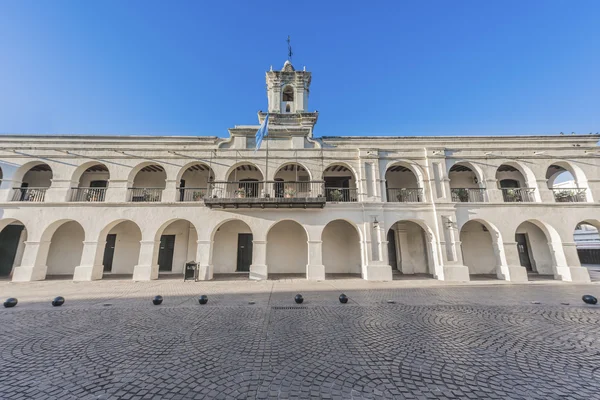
294, 294, 304, 304
339, 294, 348, 304
198, 295, 208, 305
3, 298, 18, 308
52, 296, 65, 307
152, 295, 163, 305
582, 295, 598, 305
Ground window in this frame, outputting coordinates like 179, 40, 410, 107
283, 86, 294, 101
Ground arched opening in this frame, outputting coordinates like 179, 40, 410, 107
267, 220, 307, 278
283, 85, 294, 102
13, 163, 52, 202
177, 163, 215, 202
515, 221, 555, 276
573, 221, 600, 278
224, 163, 264, 198
460, 220, 497, 277
322, 220, 361, 277
449, 163, 485, 202
495, 163, 535, 202
71, 163, 110, 202
385, 163, 422, 202
101, 220, 142, 278
0, 220, 27, 278
387, 221, 433, 277
153, 220, 198, 277
323, 163, 357, 202
212, 220, 253, 276
46, 221, 85, 279
546, 163, 587, 202
129, 164, 166, 202
272, 163, 312, 198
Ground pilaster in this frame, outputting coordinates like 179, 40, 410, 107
11, 241, 50, 282
250, 240, 268, 280
196, 240, 214, 280
73, 241, 106, 281
132, 240, 160, 280
306, 240, 325, 281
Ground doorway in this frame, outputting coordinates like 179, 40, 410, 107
387, 229, 398, 270
102, 234, 117, 272
236, 233, 253, 272
515, 233, 533, 271
0, 225, 25, 277
158, 235, 176, 272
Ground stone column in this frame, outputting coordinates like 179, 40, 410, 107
162, 179, 178, 203
440, 177, 452, 202
485, 178, 504, 202
494, 240, 528, 282
0, 178, 18, 202
73, 241, 106, 281
132, 240, 160, 280
196, 239, 214, 281
306, 240, 325, 281
105, 179, 129, 202
438, 216, 470, 281
536, 179, 554, 202
554, 241, 590, 282
250, 240, 268, 280
45, 179, 71, 202
11, 241, 50, 282
363, 222, 392, 281
396, 225, 410, 273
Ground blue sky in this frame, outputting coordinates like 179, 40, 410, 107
0, 1, 598, 137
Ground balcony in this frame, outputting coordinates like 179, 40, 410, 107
387, 188, 423, 203
70, 187, 107, 202
324, 187, 357, 202
451, 188, 486, 203
552, 188, 587, 203
178, 187, 209, 202
500, 188, 536, 203
128, 188, 163, 202
11, 187, 47, 202
204, 181, 326, 209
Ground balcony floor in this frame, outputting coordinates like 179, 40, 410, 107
204, 197, 326, 209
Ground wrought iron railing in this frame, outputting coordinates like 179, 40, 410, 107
128, 188, 163, 202
500, 188, 536, 203
70, 187, 107, 202
206, 181, 326, 200
324, 187, 357, 202
450, 188, 486, 202
264, 181, 324, 199
178, 187, 209, 202
387, 188, 423, 202
11, 187, 47, 202
207, 181, 265, 199
551, 188, 587, 203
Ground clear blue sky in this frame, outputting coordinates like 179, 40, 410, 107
0, 1, 598, 137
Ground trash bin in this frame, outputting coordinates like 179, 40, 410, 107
184, 261, 198, 281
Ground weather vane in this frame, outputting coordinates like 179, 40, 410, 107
287, 35, 293, 62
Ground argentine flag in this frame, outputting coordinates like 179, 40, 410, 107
255, 113, 269, 152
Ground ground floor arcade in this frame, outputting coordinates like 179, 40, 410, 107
0, 206, 595, 283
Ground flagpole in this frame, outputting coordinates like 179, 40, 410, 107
265, 127, 269, 195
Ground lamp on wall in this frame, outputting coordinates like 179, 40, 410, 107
372, 216, 379, 228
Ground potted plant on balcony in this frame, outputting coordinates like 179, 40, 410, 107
192, 191, 204, 201
284, 186, 296, 198
330, 189, 344, 202
235, 187, 246, 198
553, 190, 572, 203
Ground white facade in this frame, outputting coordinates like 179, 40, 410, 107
0, 61, 599, 284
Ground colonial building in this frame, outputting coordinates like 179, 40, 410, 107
0, 61, 598, 283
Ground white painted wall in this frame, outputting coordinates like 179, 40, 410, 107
449, 171, 479, 189
395, 222, 429, 274
160, 220, 195, 273
181, 169, 212, 188
517, 222, 553, 274
133, 171, 166, 188
385, 171, 418, 188
323, 168, 356, 189
79, 172, 110, 187
227, 168, 263, 181
47, 221, 84, 275
213, 220, 252, 273
460, 222, 496, 274
322, 220, 361, 274
22, 170, 52, 187
273, 169, 310, 181
267, 220, 307, 274
106, 221, 141, 275
496, 170, 526, 187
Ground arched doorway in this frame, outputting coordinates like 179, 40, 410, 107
387, 220, 433, 276
449, 163, 485, 202
71, 163, 110, 202
515, 221, 555, 276
267, 220, 307, 278
100, 220, 142, 278
46, 221, 85, 279
546, 163, 588, 202
460, 220, 497, 277
322, 220, 362, 277
0, 220, 27, 278
272, 163, 312, 198
177, 163, 215, 202
385, 163, 423, 202
573, 220, 600, 280
153, 220, 198, 277
129, 163, 166, 202
212, 220, 253, 276
495, 163, 536, 202
323, 163, 357, 202
12, 163, 53, 202
225, 163, 264, 198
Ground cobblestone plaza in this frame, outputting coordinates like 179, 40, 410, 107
1, 278, 600, 399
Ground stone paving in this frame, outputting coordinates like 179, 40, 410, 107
1, 278, 600, 399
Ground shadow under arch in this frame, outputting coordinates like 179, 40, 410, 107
0, 218, 28, 278
266, 219, 308, 278
515, 218, 565, 277
321, 219, 363, 276
386, 218, 439, 277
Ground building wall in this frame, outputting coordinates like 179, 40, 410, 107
385, 171, 418, 188
322, 220, 361, 274
161, 220, 194, 273
79, 172, 110, 187
213, 220, 252, 273
107, 221, 141, 275
133, 171, 166, 188
516, 222, 553, 275
460, 222, 496, 274
449, 171, 479, 189
46, 221, 84, 275
22, 170, 52, 187
395, 222, 429, 274
181, 169, 212, 188
267, 220, 307, 274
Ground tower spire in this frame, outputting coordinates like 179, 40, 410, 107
287, 35, 293, 63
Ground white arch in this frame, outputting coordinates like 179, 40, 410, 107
273, 161, 313, 181
210, 217, 254, 242
176, 161, 215, 183
13, 161, 53, 183
546, 160, 593, 202
322, 162, 358, 180
384, 160, 425, 186
515, 219, 567, 278
224, 162, 265, 181
127, 161, 167, 185
386, 218, 440, 276
70, 161, 111, 184
448, 161, 485, 186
